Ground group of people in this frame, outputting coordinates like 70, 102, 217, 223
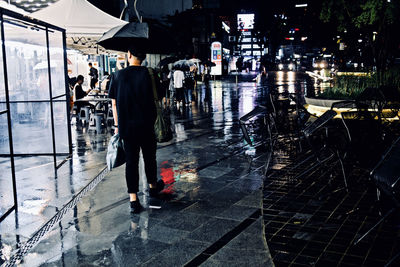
157, 63, 211, 109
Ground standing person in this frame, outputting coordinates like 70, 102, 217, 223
183, 69, 194, 106
173, 69, 185, 107
88, 63, 98, 89
109, 45, 163, 214
167, 69, 175, 107
160, 65, 170, 108
260, 65, 268, 86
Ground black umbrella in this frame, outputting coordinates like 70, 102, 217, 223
97, 22, 175, 53
203, 60, 216, 67
157, 56, 179, 67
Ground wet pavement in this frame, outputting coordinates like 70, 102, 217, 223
3, 70, 399, 266
1, 76, 277, 266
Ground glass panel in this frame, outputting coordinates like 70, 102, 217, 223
0, 152, 14, 217
10, 102, 53, 154
53, 101, 69, 153
3, 16, 50, 102
0, 113, 9, 154
48, 30, 66, 98
0, 22, 5, 104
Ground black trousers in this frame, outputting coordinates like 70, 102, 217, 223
90, 78, 97, 89
123, 130, 157, 193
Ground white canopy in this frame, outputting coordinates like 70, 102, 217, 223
30, 0, 128, 54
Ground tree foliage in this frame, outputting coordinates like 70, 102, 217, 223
320, 0, 400, 82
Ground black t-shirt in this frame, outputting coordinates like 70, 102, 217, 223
108, 66, 157, 139
89, 67, 98, 80
74, 83, 87, 100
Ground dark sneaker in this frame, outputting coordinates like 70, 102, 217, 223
149, 180, 165, 198
148, 197, 162, 209
130, 201, 143, 214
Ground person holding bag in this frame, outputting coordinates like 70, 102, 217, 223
108, 45, 163, 214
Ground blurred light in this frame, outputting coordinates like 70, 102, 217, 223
295, 4, 308, 7
358, 39, 362, 43
278, 64, 283, 70
295, 28, 299, 31
287, 71, 295, 82
301, 37, 307, 41
288, 63, 294, 70
319, 63, 326, 68
277, 71, 284, 81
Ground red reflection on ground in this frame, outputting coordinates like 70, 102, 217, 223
160, 161, 178, 194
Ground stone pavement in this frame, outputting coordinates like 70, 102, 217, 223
1, 79, 276, 266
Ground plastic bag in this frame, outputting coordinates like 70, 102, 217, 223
106, 133, 125, 170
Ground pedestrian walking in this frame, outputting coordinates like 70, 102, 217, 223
173, 69, 185, 107
160, 65, 170, 108
167, 69, 175, 107
88, 63, 98, 89
183, 69, 194, 106
109, 45, 163, 214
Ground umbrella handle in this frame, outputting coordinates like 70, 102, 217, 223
134, 0, 142, 23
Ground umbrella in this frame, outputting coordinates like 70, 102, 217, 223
189, 58, 201, 63
203, 60, 216, 67
172, 60, 194, 71
157, 56, 179, 67
97, 22, 175, 53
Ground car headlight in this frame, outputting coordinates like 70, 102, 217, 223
288, 63, 294, 70
278, 64, 283, 70
320, 63, 326, 69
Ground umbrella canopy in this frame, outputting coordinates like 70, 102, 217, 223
189, 58, 201, 63
172, 60, 195, 71
203, 60, 216, 67
157, 56, 179, 67
97, 22, 176, 54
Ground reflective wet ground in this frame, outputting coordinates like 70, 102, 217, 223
1, 73, 281, 266
3, 70, 399, 266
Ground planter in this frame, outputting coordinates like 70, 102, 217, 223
304, 97, 348, 118
304, 97, 400, 120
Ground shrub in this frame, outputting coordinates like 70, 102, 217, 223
318, 67, 400, 100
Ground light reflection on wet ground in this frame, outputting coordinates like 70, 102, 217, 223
1, 72, 313, 266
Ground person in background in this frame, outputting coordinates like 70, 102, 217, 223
160, 65, 170, 108
100, 71, 110, 93
173, 69, 185, 107
109, 45, 163, 214
73, 75, 92, 113
167, 69, 175, 107
260, 65, 268, 86
88, 63, 98, 89
183, 67, 195, 106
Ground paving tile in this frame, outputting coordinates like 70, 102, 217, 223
141, 239, 209, 267
186, 217, 239, 243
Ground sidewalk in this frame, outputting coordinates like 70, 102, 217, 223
1, 81, 274, 266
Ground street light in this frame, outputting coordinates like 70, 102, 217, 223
295, 4, 308, 8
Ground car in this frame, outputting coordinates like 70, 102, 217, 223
277, 61, 296, 71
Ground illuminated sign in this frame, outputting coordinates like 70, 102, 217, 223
237, 14, 254, 30
211, 41, 222, 76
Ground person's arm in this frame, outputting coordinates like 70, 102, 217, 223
111, 99, 118, 134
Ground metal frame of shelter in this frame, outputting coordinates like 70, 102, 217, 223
0, 7, 72, 223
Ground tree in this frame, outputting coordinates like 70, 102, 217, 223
320, 0, 400, 84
